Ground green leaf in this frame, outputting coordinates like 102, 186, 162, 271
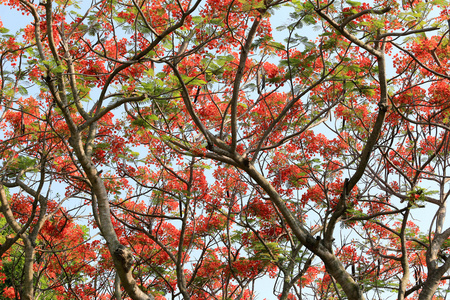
145, 68, 154, 77
192, 16, 203, 24
237, 102, 248, 109
320, 31, 334, 37
181, 74, 207, 86
18, 86, 28, 96
431, 0, 448, 4
210, 18, 223, 25
268, 41, 285, 50
346, 0, 361, 6
53, 64, 67, 74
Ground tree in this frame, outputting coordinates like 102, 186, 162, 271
1, 0, 450, 299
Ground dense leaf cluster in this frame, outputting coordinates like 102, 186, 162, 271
1, 0, 450, 299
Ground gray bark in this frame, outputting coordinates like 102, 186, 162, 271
68, 134, 154, 300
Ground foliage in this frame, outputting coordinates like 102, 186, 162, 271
1, 0, 450, 299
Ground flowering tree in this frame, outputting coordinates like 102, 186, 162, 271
1, 0, 450, 299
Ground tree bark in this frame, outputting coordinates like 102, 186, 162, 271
68, 134, 154, 300
22, 241, 35, 300
244, 164, 365, 300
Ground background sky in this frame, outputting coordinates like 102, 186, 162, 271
2, 2, 449, 299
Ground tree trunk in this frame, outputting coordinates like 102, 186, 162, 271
68, 134, 154, 300
22, 241, 35, 300
245, 165, 365, 300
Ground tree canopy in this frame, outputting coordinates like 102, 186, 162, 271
1, 0, 450, 299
